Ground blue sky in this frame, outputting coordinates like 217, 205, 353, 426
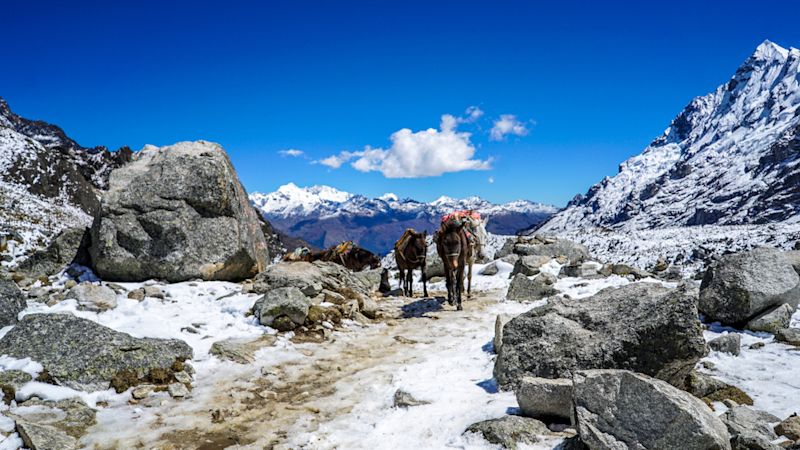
4, 1, 799, 206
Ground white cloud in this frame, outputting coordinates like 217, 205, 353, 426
317, 112, 492, 178
490, 114, 529, 141
488, 176, 495, 184
464, 106, 484, 122
279, 148, 304, 157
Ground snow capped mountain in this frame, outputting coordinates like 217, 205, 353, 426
540, 40, 800, 234
251, 184, 557, 253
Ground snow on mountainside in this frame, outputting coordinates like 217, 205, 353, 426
251, 183, 557, 254
540, 40, 800, 234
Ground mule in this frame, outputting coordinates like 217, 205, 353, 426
311, 241, 381, 271
436, 220, 469, 310
459, 214, 488, 298
393, 228, 428, 297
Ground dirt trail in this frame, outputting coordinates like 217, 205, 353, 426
87, 289, 526, 449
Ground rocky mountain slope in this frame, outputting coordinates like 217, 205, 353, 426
251, 183, 557, 254
540, 40, 800, 233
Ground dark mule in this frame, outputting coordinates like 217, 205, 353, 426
436, 220, 469, 310
393, 229, 428, 297
311, 241, 381, 272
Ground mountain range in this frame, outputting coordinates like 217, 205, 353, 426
539, 40, 800, 234
251, 183, 557, 254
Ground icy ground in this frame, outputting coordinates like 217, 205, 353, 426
1, 261, 799, 449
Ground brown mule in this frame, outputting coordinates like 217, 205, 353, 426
436, 220, 469, 311
311, 241, 381, 272
393, 228, 428, 297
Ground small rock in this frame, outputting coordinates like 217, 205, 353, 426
359, 296, 379, 319
516, 376, 573, 421
746, 303, 793, 334
465, 415, 551, 450
721, 405, 780, 443
749, 342, 766, 350
127, 288, 146, 301
0, 370, 32, 403
66, 282, 117, 312
209, 335, 278, 364
384, 288, 404, 297
168, 382, 189, 398
393, 389, 430, 407
702, 361, 717, 370
775, 328, 800, 346
241, 282, 254, 294
479, 262, 499, 276
143, 285, 165, 299
174, 371, 192, 384
253, 286, 311, 329
272, 316, 296, 332
494, 314, 512, 354
775, 414, 800, 441
64, 280, 77, 289
511, 255, 551, 277
132, 384, 155, 399
709, 333, 742, 355
16, 420, 77, 450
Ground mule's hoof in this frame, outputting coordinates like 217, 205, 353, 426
457, 304, 463, 311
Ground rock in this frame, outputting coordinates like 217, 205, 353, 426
65, 282, 117, 312
384, 288, 404, 297
506, 273, 557, 302
610, 264, 652, 279
353, 269, 382, 292
0, 370, 32, 403
174, 371, 191, 384
746, 304, 793, 333
320, 289, 347, 305
89, 141, 269, 282
721, 405, 780, 444
0, 279, 26, 327
516, 376, 573, 421
252, 261, 372, 303
209, 335, 277, 364
785, 250, 800, 275
64, 280, 77, 289
559, 261, 604, 278
253, 287, 311, 329
749, 342, 766, 350
426, 253, 445, 278
143, 285, 165, 299
684, 371, 753, 405
168, 382, 189, 398
511, 255, 551, 277
501, 254, 520, 266
775, 328, 800, 346
494, 314, 512, 354
15, 227, 91, 278
730, 433, 782, 450
494, 238, 516, 260
495, 283, 707, 389
514, 239, 589, 264
393, 389, 430, 407
709, 333, 742, 356
16, 420, 77, 450
0, 313, 192, 391
699, 248, 800, 325
359, 296, 379, 319
572, 370, 731, 450
775, 414, 800, 440
465, 415, 551, 450
654, 257, 669, 272
11, 397, 96, 439
272, 315, 296, 332
378, 268, 391, 293
127, 288, 145, 301
132, 384, 155, 399
479, 262, 499, 276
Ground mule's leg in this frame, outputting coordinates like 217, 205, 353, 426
398, 268, 406, 296
467, 261, 473, 298
407, 269, 414, 298
421, 265, 428, 298
445, 268, 454, 305
456, 265, 464, 311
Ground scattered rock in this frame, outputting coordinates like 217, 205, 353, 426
132, 384, 155, 399
511, 255, 551, 277
721, 405, 780, 445
426, 253, 445, 278
16, 420, 77, 450
252, 261, 372, 303
353, 268, 382, 292
513, 238, 589, 264
253, 287, 312, 330
746, 304, 793, 334
89, 141, 269, 282
168, 382, 189, 398
775, 414, 800, 441
479, 262, 499, 276
174, 371, 191, 384
494, 314, 512, 354
685, 371, 753, 405
209, 335, 278, 364
0, 313, 192, 391
393, 389, 430, 408
0, 279, 26, 327
143, 285, 165, 299
0, 370, 32, 403
709, 333, 742, 356
495, 283, 707, 389
15, 227, 91, 278
127, 288, 145, 301
505, 273, 557, 302
64, 280, 77, 290
749, 342, 766, 350
775, 328, 800, 346
65, 282, 117, 312
465, 415, 551, 450
516, 376, 573, 421
559, 261, 604, 278
572, 370, 731, 450
359, 296, 379, 319
699, 247, 800, 326
320, 289, 347, 304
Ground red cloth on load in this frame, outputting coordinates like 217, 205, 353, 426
441, 210, 481, 224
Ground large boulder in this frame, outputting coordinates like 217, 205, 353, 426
0, 279, 26, 327
495, 283, 707, 389
699, 248, 800, 325
510, 255, 551, 277
89, 141, 268, 282
573, 370, 731, 450
253, 287, 312, 330
252, 261, 372, 301
746, 304, 793, 334
15, 227, 91, 278
0, 313, 192, 391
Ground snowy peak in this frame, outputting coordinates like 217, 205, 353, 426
540, 40, 800, 233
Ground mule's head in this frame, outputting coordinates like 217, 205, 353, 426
464, 215, 489, 259
440, 224, 465, 269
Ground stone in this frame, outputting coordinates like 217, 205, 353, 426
775, 414, 800, 441
64, 280, 77, 289
393, 389, 430, 408
209, 335, 277, 364
426, 253, 445, 278
559, 261, 604, 278
479, 262, 499, 276
253, 287, 312, 329
15, 227, 91, 278
272, 316, 296, 332
501, 254, 520, 266
353, 269, 382, 292
384, 288, 404, 297
513, 239, 589, 264
168, 382, 189, 398
89, 141, 269, 282
0, 279, 26, 327
65, 282, 117, 312
0, 313, 192, 391
174, 371, 191, 384
699, 248, 800, 325
359, 296, 379, 319
495, 283, 707, 389
143, 285, 165, 299
320, 289, 347, 305
721, 405, 781, 444
775, 328, 800, 346
132, 384, 156, 399
730, 433, 781, 450
511, 255, 551, 277
494, 238, 516, 259
11, 397, 96, 448
252, 261, 372, 303
506, 273, 558, 302
0, 370, 32, 403
573, 370, 731, 450
127, 288, 145, 301
516, 376, 573, 421
16, 420, 77, 450
709, 333, 742, 356
610, 264, 651, 279
684, 371, 753, 405
746, 304, 793, 333
494, 314, 512, 354
465, 415, 551, 450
